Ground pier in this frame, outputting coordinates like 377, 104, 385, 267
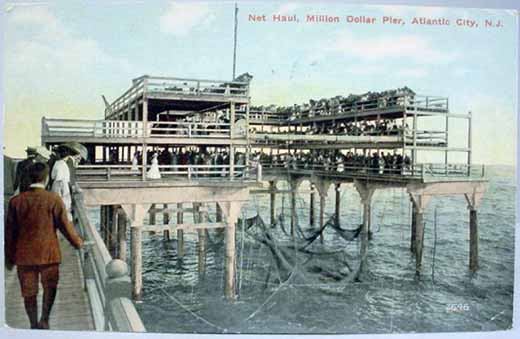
6, 75, 487, 332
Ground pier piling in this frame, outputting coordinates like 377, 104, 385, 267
163, 204, 170, 240
354, 181, 375, 275
409, 194, 430, 275
469, 209, 479, 271
109, 206, 118, 257
131, 226, 143, 300
310, 184, 315, 227
269, 181, 276, 226
335, 183, 341, 226
117, 209, 127, 261
319, 193, 325, 244
100, 206, 107, 244
149, 204, 156, 234
290, 188, 296, 238
414, 210, 424, 275
410, 200, 417, 254
177, 203, 184, 258
224, 211, 237, 300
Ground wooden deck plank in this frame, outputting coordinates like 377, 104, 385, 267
5, 236, 94, 331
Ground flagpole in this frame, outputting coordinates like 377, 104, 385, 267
232, 2, 238, 80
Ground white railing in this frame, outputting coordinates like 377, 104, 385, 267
73, 191, 145, 332
107, 75, 249, 118
42, 118, 238, 139
75, 164, 258, 181
147, 121, 231, 138
248, 95, 449, 123
146, 76, 249, 98
43, 118, 143, 138
260, 161, 485, 180
404, 130, 448, 145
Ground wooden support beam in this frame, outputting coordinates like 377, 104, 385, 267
415, 210, 425, 275
109, 206, 118, 258
163, 203, 170, 240
410, 201, 417, 254
354, 180, 375, 275
100, 206, 107, 244
141, 222, 227, 233
149, 204, 156, 225
334, 183, 341, 226
118, 203, 150, 301
219, 201, 242, 301
465, 190, 483, 272
131, 227, 143, 300
469, 209, 479, 272
196, 203, 208, 276
408, 193, 431, 275
310, 184, 315, 227
290, 189, 296, 238
216, 202, 222, 222
224, 216, 236, 301
176, 203, 184, 258
319, 193, 325, 244
269, 181, 276, 226
117, 210, 128, 261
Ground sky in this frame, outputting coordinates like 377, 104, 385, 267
2, 0, 518, 165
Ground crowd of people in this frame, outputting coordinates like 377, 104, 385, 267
250, 87, 416, 120
253, 120, 410, 137
128, 147, 248, 179
255, 150, 412, 175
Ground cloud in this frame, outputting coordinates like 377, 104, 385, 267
159, 2, 215, 36
345, 64, 428, 78
4, 5, 133, 158
5, 6, 131, 86
327, 31, 456, 64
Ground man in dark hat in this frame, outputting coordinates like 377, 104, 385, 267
14, 147, 51, 194
5, 162, 84, 329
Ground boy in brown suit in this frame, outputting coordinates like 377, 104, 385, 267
5, 162, 84, 329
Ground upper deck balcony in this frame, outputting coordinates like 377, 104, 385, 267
106, 75, 250, 120
41, 118, 248, 145
248, 94, 451, 126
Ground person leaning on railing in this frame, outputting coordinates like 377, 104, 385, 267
5, 162, 84, 330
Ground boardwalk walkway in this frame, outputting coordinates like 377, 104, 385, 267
5, 235, 94, 331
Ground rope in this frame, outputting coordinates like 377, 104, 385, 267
243, 269, 296, 321
157, 286, 226, 332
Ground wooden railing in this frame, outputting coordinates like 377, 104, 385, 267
72, 191, 146, 332
75, 164, 260, 182
147, 121, 231, 138
146, 76, 249, 98
260, 162, 485, 180
42, 118, 240, 139
106, 75, 250, 118
248, 95, 449, 123
43, 118, 143, 138
404, 130, 448, 145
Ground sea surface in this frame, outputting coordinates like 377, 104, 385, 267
90, 165, 516, 334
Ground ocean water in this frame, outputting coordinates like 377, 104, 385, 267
90, 165, 515, 334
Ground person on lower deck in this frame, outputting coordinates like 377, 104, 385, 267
50, 148, 73, 220
5, 162, 84, 330
14, 147, 51, 194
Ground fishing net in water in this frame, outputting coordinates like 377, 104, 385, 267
239, 212, 363, 289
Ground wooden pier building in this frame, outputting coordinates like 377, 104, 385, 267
32, 76, 487, 331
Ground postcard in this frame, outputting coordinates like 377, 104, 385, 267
1, 0, 518, 337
